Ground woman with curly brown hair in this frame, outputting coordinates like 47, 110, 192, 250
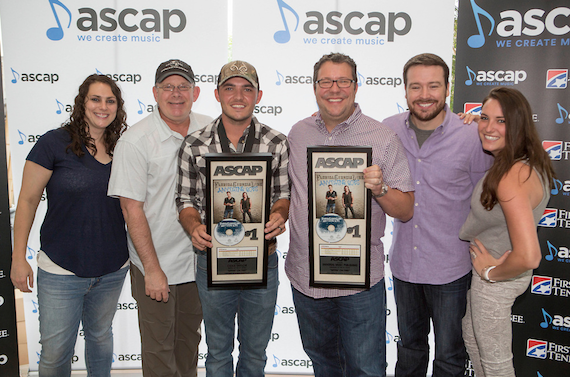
11, 74, 129, 377
460, 87, 554, 377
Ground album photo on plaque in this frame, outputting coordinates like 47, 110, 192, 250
205, 153, 272, 287
308, 146, 372, 288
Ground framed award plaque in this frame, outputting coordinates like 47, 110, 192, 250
205, 153, 272, 287
308, 146, 372, 288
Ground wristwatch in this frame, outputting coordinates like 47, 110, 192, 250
373, 182, 389, 198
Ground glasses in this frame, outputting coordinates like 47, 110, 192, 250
156, 84, 193, 92
316, 78, 355, 89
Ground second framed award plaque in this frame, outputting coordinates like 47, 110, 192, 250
308, 146, 372, 289
205, 153, 272, 287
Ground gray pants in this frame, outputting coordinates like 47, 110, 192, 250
462, 269, 531, 377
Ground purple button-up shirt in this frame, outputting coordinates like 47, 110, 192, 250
286, 104, 414, 299
383, 105, 492, 284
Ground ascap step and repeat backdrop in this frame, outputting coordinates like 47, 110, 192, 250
454, 0, 570, 375
0, 0, 456, 374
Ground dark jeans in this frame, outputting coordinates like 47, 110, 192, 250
393, 273, 471, 377
292, 280, 387, 377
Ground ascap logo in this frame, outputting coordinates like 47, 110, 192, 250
254, 105, 283, 116
271, 354, 313, 368
273, 0, 412, 45
539, 308, 570, 331
214, 165, 263, 176
117, 302, 138, 310
9, 68, 59, 84
117, 354, 142, 361
464, 66, 527, 86
45, 1, 186, 42
275, 71, 313, 85
466, 0, 570, 49
315, 157, 365, 169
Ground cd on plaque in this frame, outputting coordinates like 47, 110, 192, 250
214, 219, 245, 246
316, 214, 347, 243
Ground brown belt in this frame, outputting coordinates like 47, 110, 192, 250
268, 238, 277, 255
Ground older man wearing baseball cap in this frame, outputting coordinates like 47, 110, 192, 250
109, 59, 213, 377
176, 60, 290, 377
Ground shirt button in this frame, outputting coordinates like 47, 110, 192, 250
414, 225, 418, 228
328, 137, 332, 140
418, 159, 421, 162
414, 246, 417, 250
416, 181, 420, 185
415, 203, 419, 206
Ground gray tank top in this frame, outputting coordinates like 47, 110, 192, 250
459, 166, 550, 278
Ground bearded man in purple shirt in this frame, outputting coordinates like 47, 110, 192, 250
382, 53, 492, 377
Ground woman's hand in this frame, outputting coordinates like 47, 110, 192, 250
469, 238, 510, 278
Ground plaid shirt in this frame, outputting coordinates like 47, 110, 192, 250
176, 116, 289, 220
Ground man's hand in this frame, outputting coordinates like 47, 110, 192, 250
144, 268, 170, 302
191, 224, 213, 251
458, 112, 480, 124
363, 165, 385, 197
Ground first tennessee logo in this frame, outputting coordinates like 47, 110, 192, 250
531, 276, 552, 295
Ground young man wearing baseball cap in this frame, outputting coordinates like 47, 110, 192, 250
176, 60, 290, 376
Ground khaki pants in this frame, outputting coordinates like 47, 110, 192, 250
131, 263, 203, 377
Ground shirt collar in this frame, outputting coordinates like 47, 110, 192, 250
153, 105, 189, 142
206, 115, 260, 149
316, 103, 362, 134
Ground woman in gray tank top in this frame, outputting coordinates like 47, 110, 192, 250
459, 87, 555, 377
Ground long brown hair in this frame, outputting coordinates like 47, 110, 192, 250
480, 87, 554, 210
63, 74, 127, 157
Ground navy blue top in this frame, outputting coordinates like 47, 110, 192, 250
26, 128, 128, 277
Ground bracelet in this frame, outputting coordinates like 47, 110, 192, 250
372, 183, 389, 198
481, 265, 497, 283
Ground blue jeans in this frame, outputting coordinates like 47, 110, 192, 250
292, 280, 387, 377
196, 250, 278, 377
393, 273, 471, 377
37, 266, 128, 377
224, 208, 234, 218
326, 203, 336, 213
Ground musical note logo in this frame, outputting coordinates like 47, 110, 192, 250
539, 308, 552, 328
55, 99, 65, 114
387, 276, 393, 291
275, 70, 284, 86
272, 354, 280, 367
17, 130, 26, 145
137, 100, 145, 114
555, 103, 569, 124
357, 71, 365, 87
386, 331, 393, 344
551, 178, 563, 196
36, 351, 41, 364
10, 68, 20, 83
31, 300, 39, 314
274, 304, 281, 315
465, 66, 477, 86
46, 0, 72, 41
397, 103, 406, 113
467, 0, 495, 49
27, 246, 36, 260
96, 68, 104, 75
273, 0, 299, 44
545, 240, 557, 261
